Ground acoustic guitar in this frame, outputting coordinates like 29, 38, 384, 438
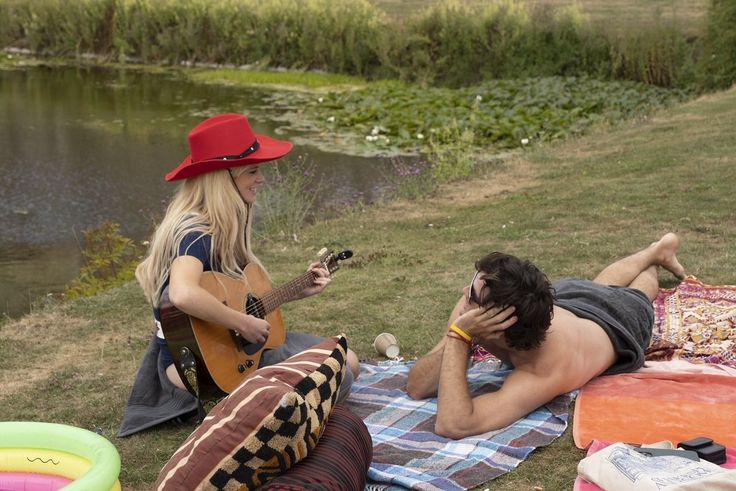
160, 248, 353, 405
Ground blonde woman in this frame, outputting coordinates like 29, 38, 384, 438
120, 114, 358, 436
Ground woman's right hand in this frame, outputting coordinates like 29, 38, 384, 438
233, 314, 271, 344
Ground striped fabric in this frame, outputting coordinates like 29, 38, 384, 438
346, 361, 573, 490
259, 404, 372, 490
155, 335, 347, 491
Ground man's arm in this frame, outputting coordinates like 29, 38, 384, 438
406, 297, 467, 399
435, 337, 564, 439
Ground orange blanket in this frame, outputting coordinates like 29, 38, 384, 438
573, 370, 736, 449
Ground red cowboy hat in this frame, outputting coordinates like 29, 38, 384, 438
165, 113, 293, 181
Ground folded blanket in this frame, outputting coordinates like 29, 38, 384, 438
118, 335, 198, 437
576, 441, 736, 491
574, 440, 736, 491
346, 361, 573, 491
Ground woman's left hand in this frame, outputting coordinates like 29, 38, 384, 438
299, 261, 331, 298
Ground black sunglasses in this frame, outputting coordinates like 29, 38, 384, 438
467, 270, 482, 305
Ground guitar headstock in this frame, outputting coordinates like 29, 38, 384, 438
318, 247, 353, 274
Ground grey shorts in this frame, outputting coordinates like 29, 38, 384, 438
260, 331, 354, 402
553, 279, 654, 374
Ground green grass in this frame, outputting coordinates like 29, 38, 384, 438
2, 87, 735, 490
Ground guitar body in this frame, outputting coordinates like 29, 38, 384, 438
160, 264, 285, 402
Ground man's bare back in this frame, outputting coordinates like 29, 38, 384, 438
485, 306, 616, 396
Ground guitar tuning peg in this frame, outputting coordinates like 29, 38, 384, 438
337, 250, 353, 260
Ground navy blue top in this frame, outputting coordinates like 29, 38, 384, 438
153, 232, 216, 323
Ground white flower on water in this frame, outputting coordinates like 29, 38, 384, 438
416, 133, 424, 139
366, 135, 378, 142
327, 116, 335, 123
371, 126, 380, 136
475, 95, 483, 102
317, 97, 324, 103
521, 138, 529, 145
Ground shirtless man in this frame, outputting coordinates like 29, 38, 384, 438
406, 233, 685, 439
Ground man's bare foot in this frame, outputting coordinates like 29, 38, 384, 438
653, 233, 686, 279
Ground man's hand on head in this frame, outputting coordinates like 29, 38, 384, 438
454, 305, 517, 344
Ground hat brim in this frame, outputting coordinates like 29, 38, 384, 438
165, 134, 293, 181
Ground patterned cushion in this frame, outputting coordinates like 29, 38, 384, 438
258, 404, 372, 490
155, 335, 347, 491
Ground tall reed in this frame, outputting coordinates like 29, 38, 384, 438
608, 21, 695, 88
255, 156, 323, 242
0, 0, 718, 89
7, 0, 116, 55
697, 0, 736, 91
111, 0, 387, 73
393, 1, 609, 87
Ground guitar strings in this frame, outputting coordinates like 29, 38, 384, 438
242, 270, 317, 317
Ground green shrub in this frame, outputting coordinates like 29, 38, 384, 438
66, 220, 143, 298
697, 0, 736, 91
427, 122, 476, 183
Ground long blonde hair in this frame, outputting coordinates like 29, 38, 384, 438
136, 167, 263, 307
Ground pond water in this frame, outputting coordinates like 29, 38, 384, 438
0, 65, 399, 318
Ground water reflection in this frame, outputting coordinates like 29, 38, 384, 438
0, 65, 399, 318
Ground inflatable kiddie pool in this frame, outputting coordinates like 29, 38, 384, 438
0, 422, 121, 490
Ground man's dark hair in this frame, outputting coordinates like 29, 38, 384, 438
475, 252, 554, 350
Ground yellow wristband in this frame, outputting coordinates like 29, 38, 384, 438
446, 331, 471, 346
449, 323, 472, 342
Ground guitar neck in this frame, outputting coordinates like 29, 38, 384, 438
257, 270, 316, 315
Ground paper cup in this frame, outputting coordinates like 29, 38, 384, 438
373, 332, 400, 358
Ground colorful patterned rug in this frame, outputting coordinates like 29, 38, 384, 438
345, 361, 573, 491
647, 275, 736, 368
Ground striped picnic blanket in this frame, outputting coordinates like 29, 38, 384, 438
345, 361, 574, 491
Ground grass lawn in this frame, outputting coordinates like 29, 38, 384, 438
1, 80, 734, 489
